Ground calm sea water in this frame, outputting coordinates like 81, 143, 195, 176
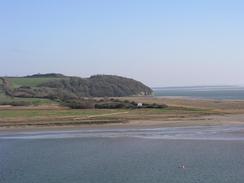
1, 126, 244, 183
153, 86, 244, 100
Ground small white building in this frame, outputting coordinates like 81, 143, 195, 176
137, 103, 143, 108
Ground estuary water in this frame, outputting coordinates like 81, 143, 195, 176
1, 125, 244, 183
153, 86, 244, 100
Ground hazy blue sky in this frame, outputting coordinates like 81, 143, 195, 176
0, 0, 243, 86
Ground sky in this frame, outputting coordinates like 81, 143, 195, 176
0, 0, 243, 87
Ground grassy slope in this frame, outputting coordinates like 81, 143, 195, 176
0, 77, 59, 105
6, 77, 61, 88
0, 93, 56, 105
0, 77, 56, 105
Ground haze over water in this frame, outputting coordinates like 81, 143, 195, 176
153, 86, 244, 100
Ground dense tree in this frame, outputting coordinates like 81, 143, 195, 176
10, 74, 152, 100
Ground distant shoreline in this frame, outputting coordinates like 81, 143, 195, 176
154, 95, 244, 101
152, 86, 244, 100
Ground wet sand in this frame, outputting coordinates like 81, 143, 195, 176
1, 114, 244, 136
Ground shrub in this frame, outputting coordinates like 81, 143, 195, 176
0, 101, 32, 106
62, 100, 95, 109
95, 102, 136, 109
143, 103, 168, 109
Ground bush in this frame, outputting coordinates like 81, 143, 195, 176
61, 98, 168, 110
62, 100, 95, 109
95, 102, 136, 109
130, 101, 137, 106
143, 103, 168, 109
123, 100, 130, 103
0, 101, 32, 106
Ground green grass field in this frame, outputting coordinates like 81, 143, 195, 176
6, 77, 61, 88
0, 77, 59, 105
0, 92, 56, 106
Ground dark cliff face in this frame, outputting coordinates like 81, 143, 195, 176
10, 74, 152, 100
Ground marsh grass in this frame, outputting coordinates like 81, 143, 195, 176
0, 109, 126, 118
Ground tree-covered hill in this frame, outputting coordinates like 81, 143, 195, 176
2, 74, 152, 100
